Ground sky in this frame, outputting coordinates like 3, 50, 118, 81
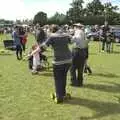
0, 0, 119, 20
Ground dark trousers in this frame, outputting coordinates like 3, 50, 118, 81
71, 48, 86, 86
22, 44, 26, 52
16, 45, 22, 60
106, 42, 112, 53
102, 40, 106, 51
53, 63, 70, 99
84, 48, 92, 74
28, 56, 33, 69
102, 40, 112, 53
84, 63, 92, 74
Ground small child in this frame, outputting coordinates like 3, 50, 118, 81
28, 44, 41, 74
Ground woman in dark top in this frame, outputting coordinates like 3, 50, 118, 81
19, 27, 26, 52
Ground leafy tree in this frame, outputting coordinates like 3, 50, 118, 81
33, 11, 47, 26
67, 0, 84, 23
104, 2, 119, 22
48, 12, 68, 25
86, 0, 104, 16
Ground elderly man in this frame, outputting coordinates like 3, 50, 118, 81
70, 23, 87, 87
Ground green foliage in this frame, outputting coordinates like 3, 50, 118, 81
48, 12, 68, 25
80, 16, 105, 25
67, 0, 84, 23
33, 11, 47, 26
0, 19, 13, 27
86, 0, 104, 16
66, 0, 120, 25
1, 0, 120, 25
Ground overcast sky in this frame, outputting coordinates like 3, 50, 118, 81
0, 0, 119, 20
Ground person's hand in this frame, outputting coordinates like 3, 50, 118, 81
27, 54, 31, 58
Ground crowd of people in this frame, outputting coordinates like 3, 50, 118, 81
11, 22, 113, 104
87, 22, 114, 53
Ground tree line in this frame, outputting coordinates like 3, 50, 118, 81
33, 0, 120, 25
0, 0, 119, 26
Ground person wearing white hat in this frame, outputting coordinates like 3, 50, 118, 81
70, 23, 87, 87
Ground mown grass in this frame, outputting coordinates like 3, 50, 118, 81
0, 34, 120, 120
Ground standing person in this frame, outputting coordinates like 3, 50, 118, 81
42, 25, 72, 104
19, 27, 26, 53
101, 21, 110, 52
22, 31, 28, 53
12, 26, 22, 60
35, 27, 46, 44
70, 23, 87, 87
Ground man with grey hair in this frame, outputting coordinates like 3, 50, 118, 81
70, 23, 87, 87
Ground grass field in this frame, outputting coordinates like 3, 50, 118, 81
0, 34, 120, 120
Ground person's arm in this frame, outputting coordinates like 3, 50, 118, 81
67, 35, 72, 44
71, 33, 77, 43
41, 37, 53, 47
30, 46, 40, 56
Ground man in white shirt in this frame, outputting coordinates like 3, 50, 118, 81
71, 23, 87, 87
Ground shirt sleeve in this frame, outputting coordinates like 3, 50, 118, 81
41, 37, 53, 47
30, 46, 40, 56
71, 36, 76, 43
66, 35, 72, 44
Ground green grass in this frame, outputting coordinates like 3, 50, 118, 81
0, 34, 120, 120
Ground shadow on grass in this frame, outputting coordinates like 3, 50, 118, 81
0, 53, 13, 56
48, 55, 53, 58
84, 83, 120, 94
116, 44, 120, 46
111, 51, 120, 54
66, 97, 120, 120
92, 72, 120, 78
101, 81, 120, 102
39, 70, 53, 77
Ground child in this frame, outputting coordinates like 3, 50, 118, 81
28, 44, 41, 74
